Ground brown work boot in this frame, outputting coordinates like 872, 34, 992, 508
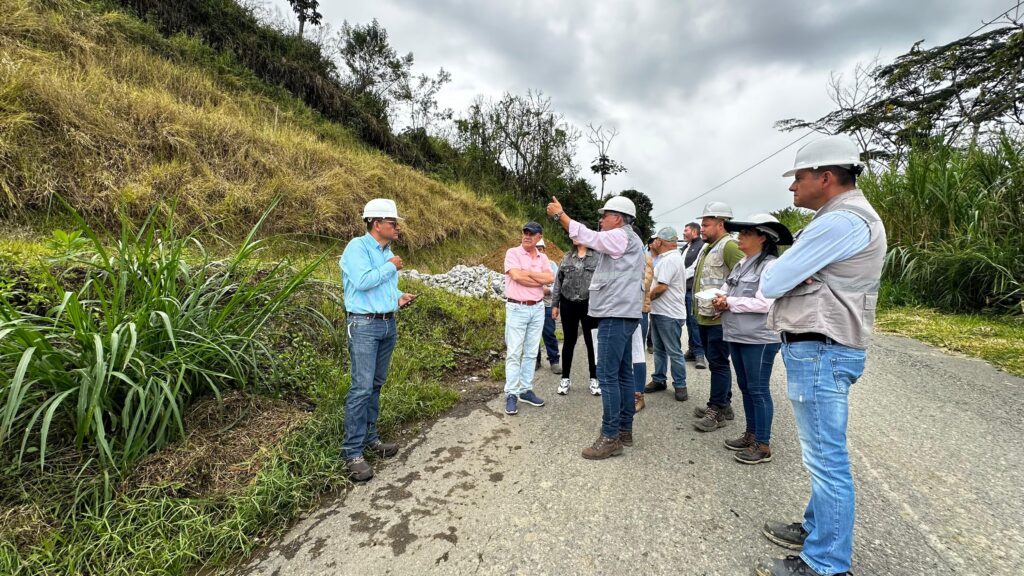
694, 405, 728, 432
725, 431, 756, 451
618, 430, 634, 447
582, 434, 624, 460
693, 403, 735, 420
344, 456, 374, 482
365, 440, 399, 458
735, 442, 773, 464
634, 392, 645, 413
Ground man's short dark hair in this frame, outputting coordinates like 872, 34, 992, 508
812, 165, 860, 187
685, 222, 700, 233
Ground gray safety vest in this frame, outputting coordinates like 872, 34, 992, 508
767, 190, 887, 349
721, 255, 780, 344
588, 227, 645, 319
695, 236, 734, 318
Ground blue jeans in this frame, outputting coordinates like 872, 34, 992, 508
597, 317, 639, 438
342, 316, 398, 459
685, 289, 703, 356
728, 341, 780, 444
650, 314, 687, 389
699, 323, 732, 407
783, 341, 866, 575
505, 302, 544, 395
541, 306, 560, 363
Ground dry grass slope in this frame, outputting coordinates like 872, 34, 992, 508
0, 0, 511, 249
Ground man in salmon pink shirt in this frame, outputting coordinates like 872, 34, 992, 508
503, 221, 555, 416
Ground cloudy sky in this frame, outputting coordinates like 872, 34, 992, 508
267, 0, 1010, 229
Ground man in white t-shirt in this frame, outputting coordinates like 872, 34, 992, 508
644, 226, 690, 402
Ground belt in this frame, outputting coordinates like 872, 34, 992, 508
348, 312, 395, 319
506, 298, 542, 306
781, 332, 832, 344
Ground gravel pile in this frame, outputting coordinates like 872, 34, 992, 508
402, 265, 505, 299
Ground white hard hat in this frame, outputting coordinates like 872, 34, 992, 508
700, 201, 734, 220
362, 198, 403, 221
783, 135, 863, 177
536, 239, 545, 247
724, 213, 794, 245
598, 195, 636, 218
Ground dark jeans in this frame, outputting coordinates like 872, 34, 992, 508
541, 306, 560, 363
558, 297, 596, 380
597, 317, 639, 438
685, 289, 703, 356
728, 341, 780, 444
699, 323, 732, 407
650, 314, 687, 389
342, 316, 398, 459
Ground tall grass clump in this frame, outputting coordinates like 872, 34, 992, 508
0, 201, 328, 493
862, 136, 1024, 313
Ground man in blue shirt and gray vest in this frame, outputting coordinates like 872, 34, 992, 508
339, 198, 416, 482
754, 136, 886, 576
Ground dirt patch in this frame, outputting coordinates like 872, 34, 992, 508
122, 391, 309, 497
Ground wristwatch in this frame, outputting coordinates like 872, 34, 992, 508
550, 211, 563, 221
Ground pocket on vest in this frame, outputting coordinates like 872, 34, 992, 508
777, 281, 825, 328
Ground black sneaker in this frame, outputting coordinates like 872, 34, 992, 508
684, 350, 696, 361
762, 521, 808, 550
693, 403, 736, 420
753, 555, 849, 576
644, 380, 667, 393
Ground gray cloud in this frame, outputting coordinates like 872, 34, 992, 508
268, 0, 1011, 225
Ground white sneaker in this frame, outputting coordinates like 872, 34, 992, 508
557, 378, 571, 395
589, 378, 601, 396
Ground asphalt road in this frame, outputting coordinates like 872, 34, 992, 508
236, 334, 1024, 576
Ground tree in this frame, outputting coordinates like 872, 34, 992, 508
586, 123, 627, 199
335, 19, 414, 100
777, 12, 1024, 160
286, 0, 321, 37
618, 189, 654, 239
393, 68, 453, 133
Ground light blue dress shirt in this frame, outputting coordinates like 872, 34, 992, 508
761, 211, 870, 299
340, 233, 404, 314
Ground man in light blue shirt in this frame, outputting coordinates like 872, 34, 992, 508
339, 199, 415, 482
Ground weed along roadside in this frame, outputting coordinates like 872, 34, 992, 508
0, 208, 507, 575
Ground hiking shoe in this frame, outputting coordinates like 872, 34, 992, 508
694, 403, 735, 420
753, 555, 848, 576
634, 392, 645, 413
725, 431, 756, 451
557, 378, 571, 395
762, 521, 808, 551
582, 434, 623, 460
345, 456, 374, 482
550, 362, 561, 374
694, 406, 727, 432
589, 378, 602, 396
736, 442, 773, 464
695, 355, 708, 369
674, 387, 689, 402
504, 394, 518, 415
684, 350, 696, 361
365, 440, 399, 458
644, 380, 667, 393
519, 390, 545, 407
618, 430, 634, 447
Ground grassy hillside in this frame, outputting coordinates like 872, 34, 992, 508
0, 0, 514, 251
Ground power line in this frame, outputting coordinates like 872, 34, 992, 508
652, 130, 815, 221
966, 0, 1022, 37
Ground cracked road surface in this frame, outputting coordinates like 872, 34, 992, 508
236, 334, 1024, 575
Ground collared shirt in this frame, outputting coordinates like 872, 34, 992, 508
568, 220, 628, 258
340, 233, 404, 314
761, 212, 870, 299
504, 245, 550, 301
553, 247, 600, 303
